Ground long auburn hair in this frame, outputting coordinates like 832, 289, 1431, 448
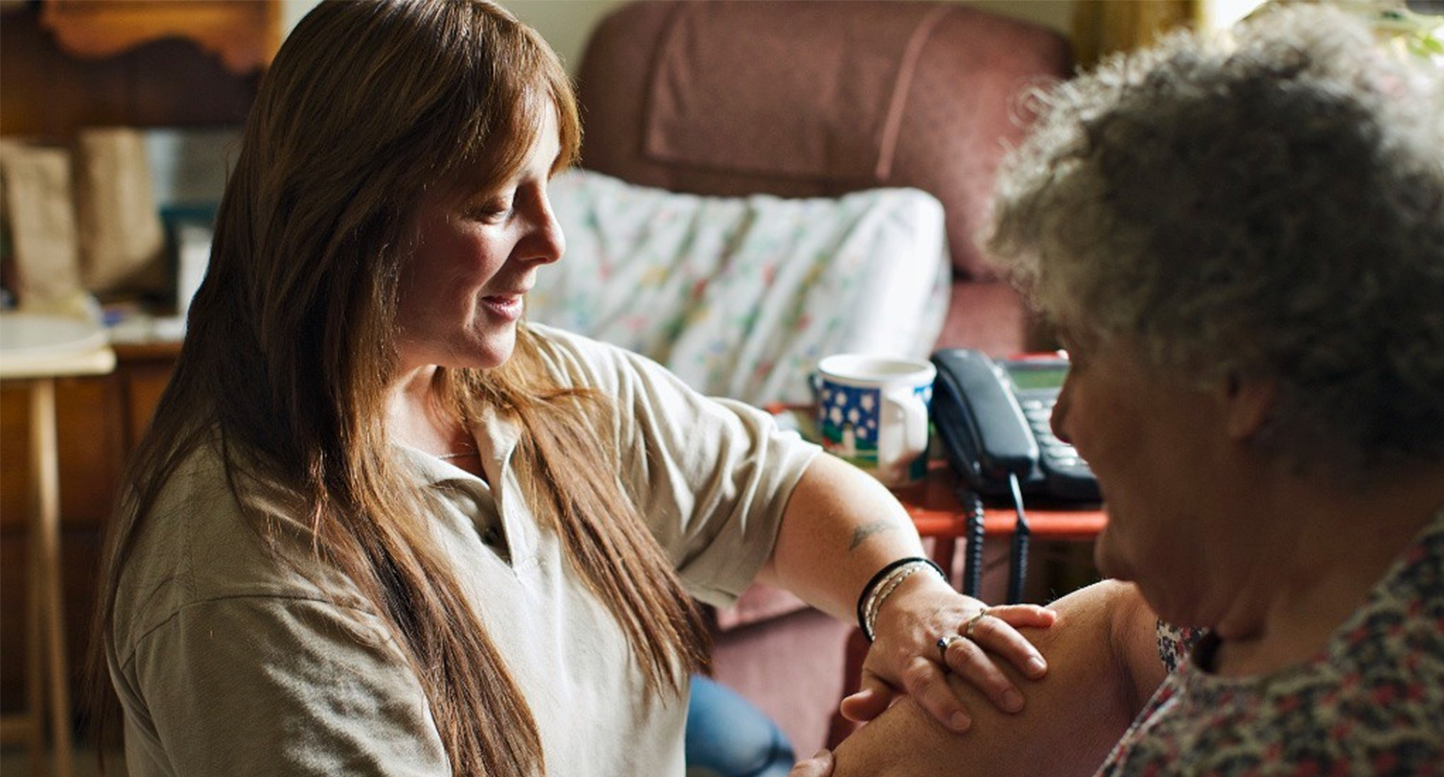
90, 2, 709, 774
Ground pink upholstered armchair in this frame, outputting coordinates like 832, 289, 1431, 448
572, 0, 1072, 754
577, 0, 1072, 357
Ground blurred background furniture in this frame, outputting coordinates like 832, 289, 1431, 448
568, 0, 1073, 753
0, 0, 274, 757
578, 0, 1071, 358
0, 312, 117, 777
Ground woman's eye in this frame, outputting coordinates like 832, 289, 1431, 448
467, 197, 513, 222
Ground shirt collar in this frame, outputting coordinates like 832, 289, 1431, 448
392, 403, 521, 488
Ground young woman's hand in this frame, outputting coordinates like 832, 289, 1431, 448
843, 575, 1056, 733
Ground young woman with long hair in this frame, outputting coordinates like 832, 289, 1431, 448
92, 2, 1057, 774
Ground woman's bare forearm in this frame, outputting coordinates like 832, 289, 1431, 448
759, 453, 927, 622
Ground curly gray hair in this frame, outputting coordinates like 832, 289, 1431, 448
987, 5, 1444, 475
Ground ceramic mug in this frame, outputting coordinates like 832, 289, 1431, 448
815, 354, 935, 487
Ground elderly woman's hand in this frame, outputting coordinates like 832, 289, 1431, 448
844, 574, 1056, 732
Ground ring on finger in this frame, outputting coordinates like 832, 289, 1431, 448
963, 608, 992, 639
935, 634, 965, 664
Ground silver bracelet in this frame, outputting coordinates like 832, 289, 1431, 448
862, 559, 947, 640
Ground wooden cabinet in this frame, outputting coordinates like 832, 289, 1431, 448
40, 0, 281, 75
0, 0, 276, 138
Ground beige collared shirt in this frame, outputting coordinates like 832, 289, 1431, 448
108, 324, 819, 776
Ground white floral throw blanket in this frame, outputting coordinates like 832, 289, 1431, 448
529, 169, 950, 407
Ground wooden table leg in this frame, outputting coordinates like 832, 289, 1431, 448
30, 378, 73, 777
27, 510, 46, 777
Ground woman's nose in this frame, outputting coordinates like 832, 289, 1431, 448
524, 191, 565, 265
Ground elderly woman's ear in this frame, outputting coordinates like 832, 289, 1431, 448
1223, 375, 1277, 442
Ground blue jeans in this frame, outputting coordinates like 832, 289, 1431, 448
686, 675, 796, 777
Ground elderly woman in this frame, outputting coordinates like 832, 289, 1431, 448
90, 2, 1059, 775
794, 5, 1444, 776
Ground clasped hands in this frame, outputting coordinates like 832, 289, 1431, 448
799, 573, 1056, 775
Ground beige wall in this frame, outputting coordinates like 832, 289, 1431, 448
282, 0, 1074, 74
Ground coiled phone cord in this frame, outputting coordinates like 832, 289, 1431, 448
956, 473, 1032, 602
1006, 471, 1031, 604
959, 489, 985, 598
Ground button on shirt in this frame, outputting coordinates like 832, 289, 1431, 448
107, 324, 819, 777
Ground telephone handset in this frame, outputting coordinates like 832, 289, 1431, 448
930, 349, 1100, 502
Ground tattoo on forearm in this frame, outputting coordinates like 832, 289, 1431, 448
849, 520, 897, 551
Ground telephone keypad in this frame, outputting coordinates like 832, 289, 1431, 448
1006, 384, 1098, 500
1025, 396, 1085, 471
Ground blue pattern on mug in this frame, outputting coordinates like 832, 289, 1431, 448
819, 382, 932, 474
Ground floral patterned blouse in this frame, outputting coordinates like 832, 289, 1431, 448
1097, 506, 1444, 776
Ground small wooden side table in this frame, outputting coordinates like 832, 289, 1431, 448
894, 459, 1107, 584
0, 313, 118, 777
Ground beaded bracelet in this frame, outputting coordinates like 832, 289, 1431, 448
856, 557, 947, 642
